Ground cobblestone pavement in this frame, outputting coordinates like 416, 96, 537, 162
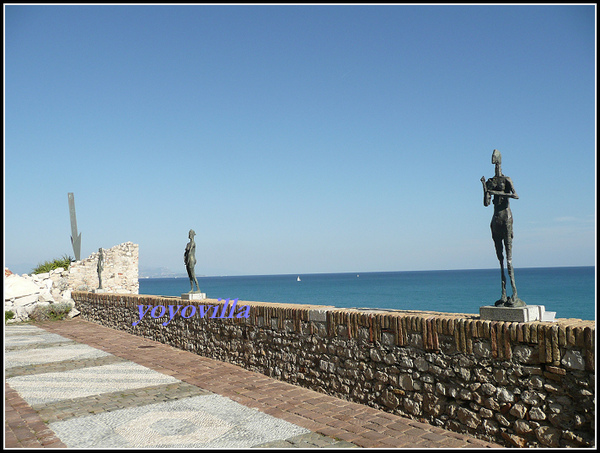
5, 319, 503, 448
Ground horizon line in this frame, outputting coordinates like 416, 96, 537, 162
139, 264, 595, 279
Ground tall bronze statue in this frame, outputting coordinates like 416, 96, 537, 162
97, 248, 104, 290
184, 229, 201, 293
481, 150, 525, 307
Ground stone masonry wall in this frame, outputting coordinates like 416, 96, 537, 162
68, 242, 139, 294
72, 292, 595, 448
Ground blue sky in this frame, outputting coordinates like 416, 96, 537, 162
4, 4, 596, 277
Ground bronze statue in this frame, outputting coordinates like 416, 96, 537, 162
97, 248, 104, 290
184, 229, 201, 293
481, 150, 525, 307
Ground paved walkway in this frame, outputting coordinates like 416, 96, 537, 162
5, 319, 503, 448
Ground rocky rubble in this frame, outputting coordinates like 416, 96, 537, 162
5, 242, 138, 323
5, 267, 80, 322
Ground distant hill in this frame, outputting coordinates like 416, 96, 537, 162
138, 266, 187, 279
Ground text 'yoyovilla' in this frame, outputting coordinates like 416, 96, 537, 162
132, 298, 249, 326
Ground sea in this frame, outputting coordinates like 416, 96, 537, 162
139, 266, 596, 321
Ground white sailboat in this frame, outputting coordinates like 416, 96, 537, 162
297, 276, 301, 282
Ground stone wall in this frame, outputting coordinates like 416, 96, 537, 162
72, 292, 595, 448
68, 242, 139, 294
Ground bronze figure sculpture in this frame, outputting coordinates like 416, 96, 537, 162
97, 248, 104, 290
184, 229, 201, 293
481, 150, 525, 307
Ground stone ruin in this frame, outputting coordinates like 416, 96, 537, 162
5, 241, 138, 323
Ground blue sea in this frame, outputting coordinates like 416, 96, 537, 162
139, 267, 596, 321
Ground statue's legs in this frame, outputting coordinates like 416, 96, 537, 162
186, 267, 195, 292
493, 234, 508, 306
187, 267, 200, 293
503, 229, 525, 307
505, 232, 517, 299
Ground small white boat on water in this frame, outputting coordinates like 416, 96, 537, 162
297, 276, 301, 282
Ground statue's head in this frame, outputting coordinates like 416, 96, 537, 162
189, 229, 196, 239
492, 149, 502, 165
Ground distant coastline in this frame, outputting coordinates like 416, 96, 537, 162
139, 275, 186, 279
138, 266, 188, 279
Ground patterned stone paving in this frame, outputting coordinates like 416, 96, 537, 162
5, 325, 48, 335
5, 324, 356, 448
6, 354, 128, 379
33, 382, 211, 424
49, 396, 312, 448
5, 343, 111, 368
4, 333, 75, 351
7, 362, 181, 405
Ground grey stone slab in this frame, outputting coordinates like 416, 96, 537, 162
479, 304, 548, 322
542, 310, 556, 322
308, 309, 328, 322
181, 292, 206, 300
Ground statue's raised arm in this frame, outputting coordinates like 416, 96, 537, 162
481, 176, 491, 206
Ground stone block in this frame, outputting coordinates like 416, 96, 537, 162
37, 291, 54, 302
541, 310, 556, 322
308, 309, 328, 322
479, 305, 554, 322
180, 292, 206, 300
13, 294, 39, 307
4, 274, 40, 299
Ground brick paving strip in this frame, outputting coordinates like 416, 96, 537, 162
24, 318, 504, 449
5, 382, 67, 448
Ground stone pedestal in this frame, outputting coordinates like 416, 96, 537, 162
181, 292, 206, 300
479, 304, 556, 322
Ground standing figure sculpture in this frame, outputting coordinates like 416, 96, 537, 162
481, 150, 525, 307
97, 248, 104, 290
184, 229, 201, 293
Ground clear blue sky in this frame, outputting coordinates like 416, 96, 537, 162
4, 4, 596, 277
